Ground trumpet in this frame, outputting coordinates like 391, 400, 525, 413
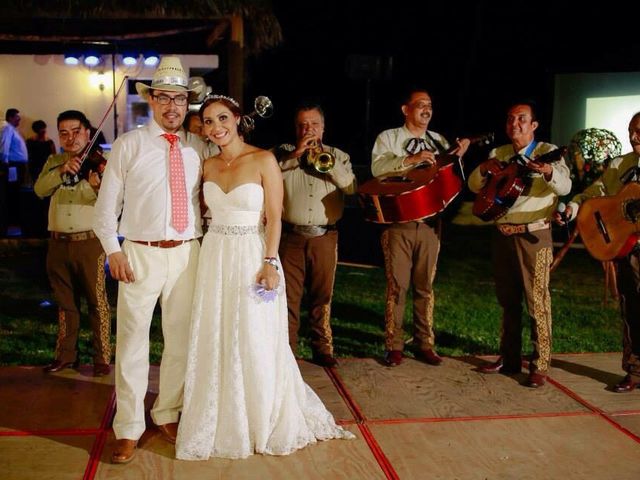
306, 139, 335, 173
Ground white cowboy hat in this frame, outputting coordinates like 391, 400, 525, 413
135, 56, 200, 99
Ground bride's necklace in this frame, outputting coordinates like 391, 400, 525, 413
221, 156, 236, 167
220, 147, 244, 167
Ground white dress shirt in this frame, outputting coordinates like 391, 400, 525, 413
371, 125, 450, 177
0, 121, 28, 164
93, 119, 203, 255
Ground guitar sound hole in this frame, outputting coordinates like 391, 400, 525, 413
381, 176, 411, 183
624, 199, 640, 223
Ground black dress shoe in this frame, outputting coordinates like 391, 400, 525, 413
478, 357, 521, 374
415, 348, 443, 366
525, 372, 547, 388
312, 353, 338, 368
613, 375, 640, 393
43, 359, 79, 373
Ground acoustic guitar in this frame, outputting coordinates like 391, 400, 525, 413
577, 182, 640, 261
358, 133, 493, 224
472, 146, 567, 222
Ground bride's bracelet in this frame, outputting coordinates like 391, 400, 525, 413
263, 257, 278, 271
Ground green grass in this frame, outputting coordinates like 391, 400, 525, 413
0, 225, 621, 366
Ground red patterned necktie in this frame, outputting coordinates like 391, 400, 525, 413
162, 133, 188, 233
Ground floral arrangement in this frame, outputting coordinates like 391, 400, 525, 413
249, 282, 283, 303
568, 128, 622, 189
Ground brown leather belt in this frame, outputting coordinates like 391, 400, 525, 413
131, 239, 192, 248
497, 220, 549, 236
283, 222, 337, 237
51, 230, 97, 241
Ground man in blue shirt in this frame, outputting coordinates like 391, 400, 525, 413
0, 108, 28, 235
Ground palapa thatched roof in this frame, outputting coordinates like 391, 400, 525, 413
0, 0, 282, 55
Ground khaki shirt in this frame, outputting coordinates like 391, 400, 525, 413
277, 144, 356, 226
34, 153, 98, 233
468, 141, 572, 224
568, 152, 640, 216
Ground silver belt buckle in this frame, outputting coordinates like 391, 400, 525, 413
292, 225, 327, 237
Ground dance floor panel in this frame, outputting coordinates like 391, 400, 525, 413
549, 353, 640, 413
368, 415, 640, 480
94, 425, 381, 480
335, 357, 589, 420
0, 435, 95, 480
2, 354, 639, 479
0, 366, 114, 432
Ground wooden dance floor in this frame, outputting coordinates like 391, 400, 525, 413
2, 353, 640, 479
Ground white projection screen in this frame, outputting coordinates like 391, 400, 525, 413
552, 72, 640, 153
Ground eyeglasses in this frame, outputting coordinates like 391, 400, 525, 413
152, 94, 188, 106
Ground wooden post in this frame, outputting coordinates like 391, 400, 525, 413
228, 14, 244, 108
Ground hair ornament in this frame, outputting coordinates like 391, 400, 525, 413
206, 94, 240, 108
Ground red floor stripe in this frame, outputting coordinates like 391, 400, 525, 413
83, 390, 116, 480
0, 428, 102, 437
546, 376, 640, 444
368, 410, 595, 425
324, 366, 367, 423
357, 423, 400, 480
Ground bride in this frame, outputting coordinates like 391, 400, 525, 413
175, 95, 353, 460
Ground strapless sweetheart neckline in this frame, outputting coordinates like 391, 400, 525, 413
204, 181, 262, 195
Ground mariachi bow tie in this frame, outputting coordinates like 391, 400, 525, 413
405, 137, 430, 155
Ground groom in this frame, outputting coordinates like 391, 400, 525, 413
93, 57, 206, 464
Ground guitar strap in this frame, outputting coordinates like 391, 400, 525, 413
512, 140, 539, 166
619, 165, 640, 184
524, 140, 538, 157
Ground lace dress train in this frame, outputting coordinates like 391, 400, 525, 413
175, 182, 353, 460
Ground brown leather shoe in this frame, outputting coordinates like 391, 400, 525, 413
43, 359, 79, 373
525, 372, 547, 388
416, 348, 443, 366
478, 357, 521, 375
157, 422, 178, 444
613, 375, 640, 393
111, 439, 137, 464
312, 353, 338, 368
385, 350, 403, 367
93, 363, 111, 377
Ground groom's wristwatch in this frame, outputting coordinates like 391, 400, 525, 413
263, 257, 279, 271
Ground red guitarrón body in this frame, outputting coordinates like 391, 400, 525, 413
358, 155, 463, 223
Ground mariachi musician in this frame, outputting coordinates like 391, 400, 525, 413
469, 100, 571, 388
371, 87, 469, 367
35, 110, 112, 377
275, 101, 356, 368
561, 112, 640, 393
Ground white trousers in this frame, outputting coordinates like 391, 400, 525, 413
113, 239, 200, 440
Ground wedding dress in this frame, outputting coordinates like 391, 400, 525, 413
176, 181, 353, 460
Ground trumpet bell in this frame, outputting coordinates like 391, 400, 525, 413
306, 139, 335, 173
313, 152, 335, 173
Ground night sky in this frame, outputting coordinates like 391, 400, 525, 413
247, 2, 640, 165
